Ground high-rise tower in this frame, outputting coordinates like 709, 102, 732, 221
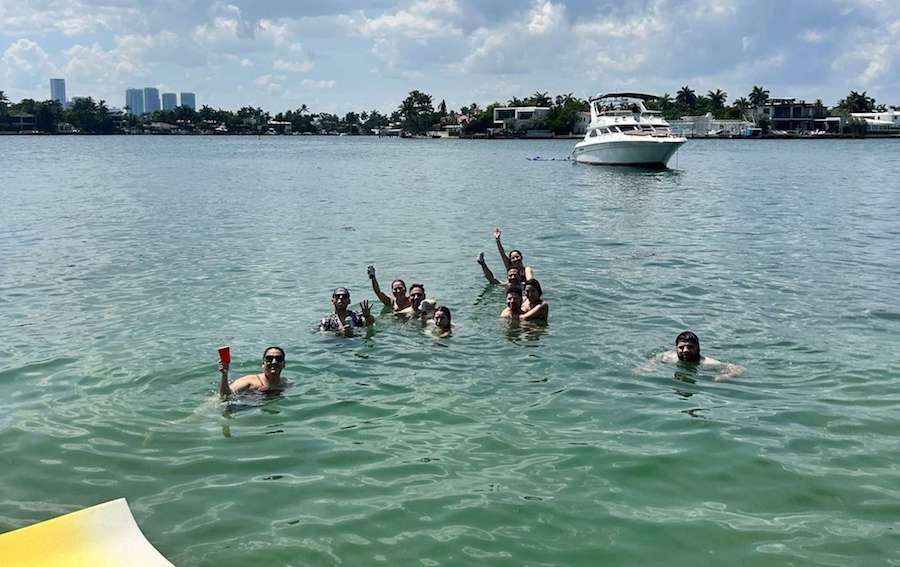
143, 87, 160, 113
50, 79, 67, 107
125, 89, 144, 115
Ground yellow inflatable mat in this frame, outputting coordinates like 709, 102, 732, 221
0, 498, 174, 566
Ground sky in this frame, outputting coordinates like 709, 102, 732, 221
2, 0, 898, 114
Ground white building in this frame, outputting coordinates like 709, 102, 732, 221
125, 88, 144, 115
143, 87, 160, 113
851, 110, 900, 132
50, 78, 67, 107
180, 92, 196, 109
669, 113, 754, 137
161, 93, 177, 111
492, 106, 551, 134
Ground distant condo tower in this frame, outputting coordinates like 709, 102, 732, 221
50, 78, 67, 107
126, 88, 144, 115
180, 92, 196, 109
162, 92, 177, 110
143, 87, 161, 113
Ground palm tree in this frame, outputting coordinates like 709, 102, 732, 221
0, 90, 10, 120
675, 85, 697, 108
528, 91, 552, 107
748, 85, 769, 108
298, 103, 309, 115
507, 96, 525, 107
838, 90, 875, 113
707, 89, 727, 109
733, 97, 750, 110
658, 93, 672, 108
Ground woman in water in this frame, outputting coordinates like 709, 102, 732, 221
431, 305, 452, 337
494, 227, 534, 281
368, 265, 411, 313
520, 279, 549, 323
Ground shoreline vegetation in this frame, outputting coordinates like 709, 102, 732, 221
1, 86, 897, 138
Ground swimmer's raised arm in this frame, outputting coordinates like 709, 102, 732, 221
494, 227, 512, 271
477, 252, 501, 285
368, 266, 393, 306
218, 362, 230, 398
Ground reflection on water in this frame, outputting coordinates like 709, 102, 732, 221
505, 321, 548, 344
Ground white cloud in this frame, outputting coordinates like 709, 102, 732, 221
62, 42, 145, 85
799, 29, 828, 43
463, 1, 569, 75
1, 38, 59, 90
302, 79, 336, 89
274, 58, 313, 72
254, 73, 285, 95
0, 1, 141, 37
361, 0, 462, 40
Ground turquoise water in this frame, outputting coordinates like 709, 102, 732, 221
1, 136, 899, 565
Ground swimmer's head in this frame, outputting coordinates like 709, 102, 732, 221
506, 267, 522, 285
508, 249, 524, 266
524, 279, 542, 304
332, 287, 351, 309
391, 279, 407, 297
675, 331, 700, 363
506, 286, 523, 310
262, 346, 285, 374
434, 306, 451, 330
409, 283, 426, 307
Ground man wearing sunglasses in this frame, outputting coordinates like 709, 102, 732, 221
218, 346, 287, 397
367, 265, 411, 313
318, 287, 374, 333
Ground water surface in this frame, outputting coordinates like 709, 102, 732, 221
1, 136, 899, 566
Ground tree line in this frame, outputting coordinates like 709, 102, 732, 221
0, 87, 894, 135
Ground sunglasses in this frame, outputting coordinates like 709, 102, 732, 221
264, 355, 285, 363
392, 286, 406, 293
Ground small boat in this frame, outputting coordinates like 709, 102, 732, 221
0, 498, 174, 566
573, 93, 686, 168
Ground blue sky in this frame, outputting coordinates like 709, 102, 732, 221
2, 0, 898, 113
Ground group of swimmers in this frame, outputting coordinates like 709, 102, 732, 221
216, 228, 739, 396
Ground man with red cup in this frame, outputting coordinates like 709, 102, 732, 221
218, 346, 287, 397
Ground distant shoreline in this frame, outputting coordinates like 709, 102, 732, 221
2, 131, 898, 140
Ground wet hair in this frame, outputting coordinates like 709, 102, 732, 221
332, 287, 350, 297
391, 279, 406, 289
524, 278, 542, 298
509, 249, 524, 262
409, 283, 425, 295
434, 305, 452, 324
675, 331, 699, 346
507, 285, 523, 298
262, 346, 285, 360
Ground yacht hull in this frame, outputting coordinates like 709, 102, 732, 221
573, 137, 685, 168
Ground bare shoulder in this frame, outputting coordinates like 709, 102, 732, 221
659, 351, 678, 363
231, 374, 263, 392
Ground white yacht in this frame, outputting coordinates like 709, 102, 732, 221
573, 93, 686, 168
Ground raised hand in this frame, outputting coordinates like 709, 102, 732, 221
360, 299, 373, 319
367, 265, 376, 279
477, 251, 485, 264
493, 227, 502, 240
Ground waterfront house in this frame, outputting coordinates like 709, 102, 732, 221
669, 113, 754, 137
491, 106, 550, 136
850, 110, 900, 133
8, 112, 35, 132
755, 98, 822, 132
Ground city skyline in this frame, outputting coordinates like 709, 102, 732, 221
3, 1, 899, 114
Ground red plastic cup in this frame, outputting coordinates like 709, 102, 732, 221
218, 346, 231, 365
